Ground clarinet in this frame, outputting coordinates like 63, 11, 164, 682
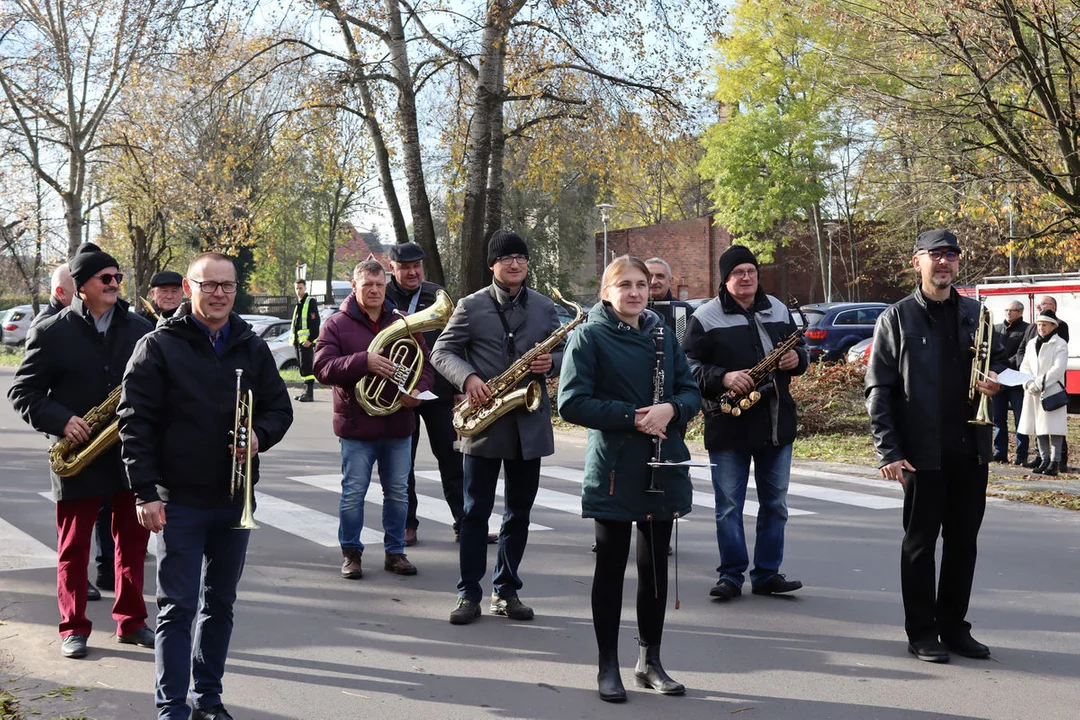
646, 326, 665, 494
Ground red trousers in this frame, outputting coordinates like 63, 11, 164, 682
56, 491, 150, 638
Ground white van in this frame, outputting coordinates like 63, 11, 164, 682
965, 273, 1080, 399
307, 280, 353, 306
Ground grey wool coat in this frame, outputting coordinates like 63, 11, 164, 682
431, 283, 563, 460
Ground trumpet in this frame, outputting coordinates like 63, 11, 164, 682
231, 369, 258, 530
968, 304, 993, 426
356, 290, 454, 416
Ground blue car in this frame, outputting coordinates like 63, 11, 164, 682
799, 302, 888, 362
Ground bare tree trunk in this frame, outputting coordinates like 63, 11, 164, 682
483, 43, 508, 241
385, 0, 444, 285
809, 204, 828, 302
459, 20, 507, 294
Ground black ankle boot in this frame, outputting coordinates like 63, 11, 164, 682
597, 649, 626, 703
634, 643, 685, 696
1042, 461, 1059, 477
1025, 456, 1044, 469
1033, 458, 1052, 474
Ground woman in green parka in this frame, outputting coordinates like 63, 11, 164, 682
558, 255, 701, 703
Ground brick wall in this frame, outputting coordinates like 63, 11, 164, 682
592, 215, 902, 304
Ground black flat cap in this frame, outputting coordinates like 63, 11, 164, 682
389, 242, 426, 263
914, 229, 961, 254
150, 270, 184, 287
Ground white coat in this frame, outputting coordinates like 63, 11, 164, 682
1017, 333, 1068, 437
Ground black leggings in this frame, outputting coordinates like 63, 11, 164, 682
592, 518, 673, 652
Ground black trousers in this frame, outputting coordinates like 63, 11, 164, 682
94, 496, 114, 578
294, 344, 314, 380
406, 401, 465, 532
592, 519, 673, 652
901, 458, 988, 642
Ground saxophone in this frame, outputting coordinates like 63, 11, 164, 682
453, 289, 585, 438
719, 329, 804, 416
48, 386, 122, 477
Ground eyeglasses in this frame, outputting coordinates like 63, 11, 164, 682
496, 255, 528, 266
920, 249, 960, 262
188, 279, 238, 294
94, 272, 124, 285
730, 268, 758, 279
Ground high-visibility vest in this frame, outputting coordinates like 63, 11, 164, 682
291, 295, 313, 345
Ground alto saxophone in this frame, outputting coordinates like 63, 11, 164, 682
453, 289, 585, 438
48, 386, 122, 477
719, 329, 804, 416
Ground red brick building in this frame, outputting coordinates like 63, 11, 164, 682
592, 215, 901, 304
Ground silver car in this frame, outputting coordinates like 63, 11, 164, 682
1, 304, 33, 346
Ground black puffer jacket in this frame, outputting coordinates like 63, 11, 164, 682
865, 289, 1008, 470
8, 297, 153, 500
118, 303, 294, 509
683, 287, 808, 450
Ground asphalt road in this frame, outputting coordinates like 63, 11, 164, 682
1, 366, 1079, 720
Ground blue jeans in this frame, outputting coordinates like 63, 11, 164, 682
992, 387, 1028, 460
339, 436, 411, 554
709, 444, 793, 588
155, 503, 249, 720
458, 455, 541, 603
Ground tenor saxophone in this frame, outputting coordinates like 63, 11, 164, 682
718, 329, 804, 416
452, 289, 585, 438
48, 386, 122, 477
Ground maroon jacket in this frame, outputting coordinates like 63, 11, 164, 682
314, 294, 434, 440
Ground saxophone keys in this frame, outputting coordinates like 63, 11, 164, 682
730, 407, 742, 417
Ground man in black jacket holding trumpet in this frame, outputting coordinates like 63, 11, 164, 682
866, 229, 1006, 664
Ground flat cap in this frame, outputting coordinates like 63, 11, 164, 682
389, 242, 426, 263
914, 229, 961, 255
150, 270, 183, 287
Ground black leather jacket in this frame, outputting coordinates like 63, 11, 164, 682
865, 289, 1007, 471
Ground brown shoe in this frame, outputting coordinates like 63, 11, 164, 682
341, 549, 363, 579
384, 553, 417, 575
404, 528, 418, 547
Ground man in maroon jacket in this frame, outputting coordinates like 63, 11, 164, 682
314, 259, 434, 579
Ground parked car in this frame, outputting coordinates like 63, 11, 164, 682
267, 329, 298, 370
846, 337, 873, 364
799, 302, 888, 362
1, 304, 33, 346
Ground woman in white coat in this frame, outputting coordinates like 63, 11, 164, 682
1017, 308, 1068, 476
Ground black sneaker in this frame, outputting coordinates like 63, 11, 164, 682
709, 578, 742, 601
117, 626, 155, 648
61, 633, 88, 659
491, 594, 535, 620
751, 574, 803, 595
941, 632, 991, 659
192, 705, 234, 720
449, 598, 481, 625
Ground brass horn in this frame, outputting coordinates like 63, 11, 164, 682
356, 289, 454, 416
968, 304, 994, 426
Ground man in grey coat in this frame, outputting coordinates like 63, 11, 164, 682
432, 230, 563, 625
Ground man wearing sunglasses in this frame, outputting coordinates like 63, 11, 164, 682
866, 229, 1007, 663
8, 242, 155, 660
119, 252, 293, 720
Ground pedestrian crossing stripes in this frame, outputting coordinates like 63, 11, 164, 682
2, 464, 914, 572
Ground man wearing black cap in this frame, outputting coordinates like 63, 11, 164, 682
683, 245, 809, 604
385, 242, 467, 547
7, 243, 155, 660
140, 270, 185, 322
866, 229, 1006, 663
291, 278, 320, 402
432, 229, 563, 625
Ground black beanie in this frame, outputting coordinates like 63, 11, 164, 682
69, 243, 121, 288
718, 245, 758, 283
487, 229, 529, 266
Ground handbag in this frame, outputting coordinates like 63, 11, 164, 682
1041, 381, 1068, 412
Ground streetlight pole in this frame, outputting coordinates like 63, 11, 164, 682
597, 203, 614, 268
824, 222, 838, 303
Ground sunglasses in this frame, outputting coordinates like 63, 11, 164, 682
94, 273, 124, 285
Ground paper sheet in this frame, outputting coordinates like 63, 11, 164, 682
994, 369, 1033, 387
647, 460, 715, 468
